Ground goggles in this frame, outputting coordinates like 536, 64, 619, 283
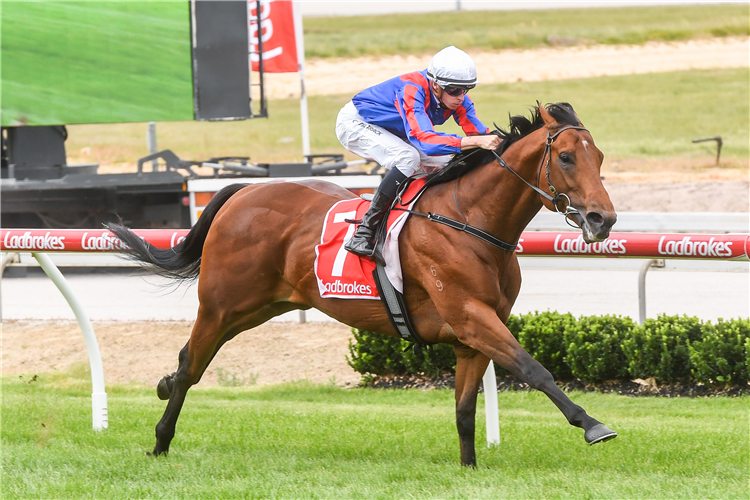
441, 85, 474, 97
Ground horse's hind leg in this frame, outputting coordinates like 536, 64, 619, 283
150, 302, 299, 456
156, 342, 187, 401
150, 305, 224, 456
156, 338, 225, 401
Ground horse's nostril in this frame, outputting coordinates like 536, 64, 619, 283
586, 212, 604, 227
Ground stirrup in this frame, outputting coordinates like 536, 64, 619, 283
345, 237, 384, 266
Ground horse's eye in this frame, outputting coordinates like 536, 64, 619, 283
559, 152, 573, 165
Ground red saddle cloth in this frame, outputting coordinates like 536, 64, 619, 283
314, 178, 427, 300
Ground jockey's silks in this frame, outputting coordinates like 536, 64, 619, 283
352, 70, 490, 157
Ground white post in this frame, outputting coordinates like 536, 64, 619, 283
147, 122, 158, 171
638, 258, 663, 325
32, 252, 108, 431
0, 252, 20, 321
293, 1, 310, 158
482, 362, 500, 446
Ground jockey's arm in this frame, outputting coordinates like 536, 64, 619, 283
461, 134, 501, 151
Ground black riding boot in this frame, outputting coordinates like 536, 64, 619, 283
345, 168, 407, 265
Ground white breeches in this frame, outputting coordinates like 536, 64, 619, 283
335, 101, 452, 177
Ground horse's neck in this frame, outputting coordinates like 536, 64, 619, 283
459, 129, 548, 244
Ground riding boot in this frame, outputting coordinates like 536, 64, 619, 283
345, 168, 407, 265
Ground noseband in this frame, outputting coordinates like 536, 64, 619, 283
492, 125, 588, 226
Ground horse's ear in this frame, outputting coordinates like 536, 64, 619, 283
537, 101, 555, 127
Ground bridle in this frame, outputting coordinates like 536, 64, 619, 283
491, 125, 588, 227
389, 124, 592, 252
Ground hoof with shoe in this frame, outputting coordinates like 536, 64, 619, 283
585, 423, 617, 445
156, 376, 172, 400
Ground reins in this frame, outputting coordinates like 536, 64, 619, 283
492, 125, 587, 223
391, 125, 589, 251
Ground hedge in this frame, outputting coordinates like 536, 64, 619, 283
347, 313, 750, 386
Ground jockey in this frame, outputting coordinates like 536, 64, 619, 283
335, 46, 501, 265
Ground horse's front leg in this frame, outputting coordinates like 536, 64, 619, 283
453, 345, 491, 467
452, 302, 617, 445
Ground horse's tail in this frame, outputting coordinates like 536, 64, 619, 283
106, 183, 248, 282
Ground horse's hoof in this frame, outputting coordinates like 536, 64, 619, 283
585, 423, 618, 445
156, 376, 171, 400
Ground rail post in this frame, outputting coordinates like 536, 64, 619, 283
638, 258, 664, 325
32, 252, 108, 431
0, 253, 18, 323
482, 362, 500, 446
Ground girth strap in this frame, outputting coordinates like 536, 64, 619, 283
372, 263, 431, 352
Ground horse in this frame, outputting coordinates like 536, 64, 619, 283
108, 102, 618, 467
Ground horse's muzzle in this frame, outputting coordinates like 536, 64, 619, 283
571, 210, 617, 243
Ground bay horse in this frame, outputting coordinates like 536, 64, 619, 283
109, 102, 618, 467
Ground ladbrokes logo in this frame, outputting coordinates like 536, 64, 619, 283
81, 232, 127, 251
3, 231, 66, 250
553, 234, 628, 255
323, 279, 373, 295
658, 236, 733, 258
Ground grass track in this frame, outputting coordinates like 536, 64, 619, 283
303, 4, 749, 58
66, 68, 750, 169
2, 3, 747, 127
2, 374, 748, 499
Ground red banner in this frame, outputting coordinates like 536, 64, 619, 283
249, 0, 298, 73
0, 229, 188, 253
516, 232, 750, 261
1, 229, 748, 262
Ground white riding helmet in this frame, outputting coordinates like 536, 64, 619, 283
426, 46, 478, 88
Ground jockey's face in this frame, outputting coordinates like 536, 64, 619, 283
430, 81, 464, 111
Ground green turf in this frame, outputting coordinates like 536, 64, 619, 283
0, 1, 193, 126
2, 371, 748, 499
3, 3, 747, 127
65, 67, 749, 168
303, 4, 749, 58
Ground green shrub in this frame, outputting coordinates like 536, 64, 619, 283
400, 339, 456, 377
623, 314, 703, 384
690, 318, 750, 386
516, 311, 575, 381
346, 313, 750, 388
564, 315, 634, 383
347, 329, 455, 377
347, 329, 405, 376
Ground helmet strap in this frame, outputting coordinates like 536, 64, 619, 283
430, 82, 447, 110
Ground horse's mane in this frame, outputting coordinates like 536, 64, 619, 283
424, 102, 580, 187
